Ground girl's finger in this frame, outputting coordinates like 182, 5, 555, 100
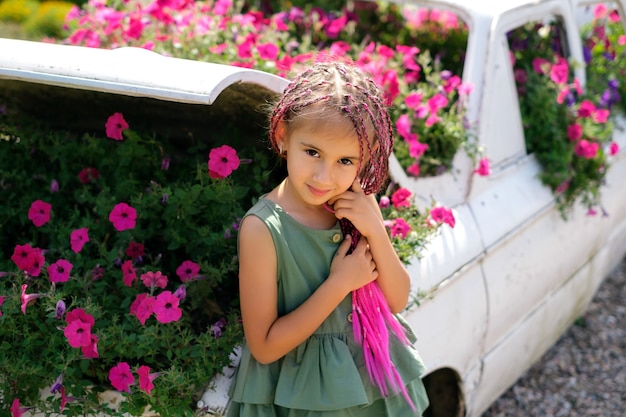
351, 177, 363, 193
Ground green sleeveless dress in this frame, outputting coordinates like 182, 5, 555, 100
227, 198, 430, 417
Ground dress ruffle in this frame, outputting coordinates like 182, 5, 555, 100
229, 321, 427, 412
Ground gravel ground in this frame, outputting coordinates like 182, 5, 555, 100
481, 258, 626, 417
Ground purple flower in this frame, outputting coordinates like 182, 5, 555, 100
50, 179, 60, 193
161, 157, 171, 171
50, 373, 63, 394
174, 285, 186, 301
55, 300, 66, 319
211, 318, 226, 339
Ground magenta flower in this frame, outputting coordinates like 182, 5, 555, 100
378, 196, 390, 209
176, 260, 200, 282
406, 162, 420, 177
64, 317, 93, 348
125, 241, 144, 258
11, 243, 35, 271
70, 228, 89, 253
10, 398, 31, 417
574, 140, 599, 159
122, 260, 137, 287
429, 206, 456, 228
109, 362, 135, 393
473, 157, 491, 176
130, 293, 155, 325
609, 142, 620, 156
20, 284, 45, 315
173, 284, 186, 301
408, 140, 428, 159
153, 291, 182, 324
0, 296, 4, 317
577, 100, 596, 118
81, 334, 99, 358
390, 188, 412, 209
109, 202, 137, 231
28, 200, 52, 227
141, 271, 168, 289
389, 218, 411, 239
257, 42, 279, 60
208, 145, 240, 179
567, 123, 583, 141
137, 365, 159, 395
78, 167, 99, 184
105, 112, 129, 141
48, 259, 73, 283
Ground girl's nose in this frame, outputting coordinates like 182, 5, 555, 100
313, 162, 333, 184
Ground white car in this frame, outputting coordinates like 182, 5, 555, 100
1, 1, 624, 416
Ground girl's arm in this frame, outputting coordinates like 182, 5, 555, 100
328, 180, 411, 314
238, 215, 377, 364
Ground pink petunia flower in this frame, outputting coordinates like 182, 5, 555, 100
378, 196, 390, 209
137, 365, 160, 395
70, 228, 89, 253
408, 140, 428, 159
574, 140, 599, 159
105, 112, 129, 141
609, 142, 619, 156
406, 162, 420, 177
567, 123, 583, 141
109, 362, 135, 393
109, 202, 137, 231
153, 291, 182, 324
11, 243, 35, 271
390, 188, 412, 209
389, 218, 411, 239
592, 109, 610, 123
429, 206, 456, 228
257, 42, 279, 60
577, 100, 596, 118
10, 398, 31, 417
64, 315, 93, 348
81, 334, 99, 358
395, 114, 412, 140
122, 260, 137, 287
130, 293, 155, 325
0, 296, 4, 317
141, 271, 168, 289
21, 284, 45, 314
473, 157, 491, 176
78, 167, 99, 184
48, 259, 73, 283
125, 241, 144, 258
208, 145, 240, 179
28, 200, 52, 227
176, 260, 200, 282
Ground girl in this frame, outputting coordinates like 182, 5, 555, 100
227, 60, 429, 416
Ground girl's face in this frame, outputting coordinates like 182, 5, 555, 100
279, 117, 368, 208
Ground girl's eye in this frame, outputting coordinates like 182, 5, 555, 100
339, 158, 353, 166
305, 149, 319, 157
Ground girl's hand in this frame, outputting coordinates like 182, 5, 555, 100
327, 178, 384, 238
329, 235, 378, 293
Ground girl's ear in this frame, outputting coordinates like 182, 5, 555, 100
275, 121, 288, 154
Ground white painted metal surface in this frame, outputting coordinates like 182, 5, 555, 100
2, 0, 626, 415
0, 38, 287, 105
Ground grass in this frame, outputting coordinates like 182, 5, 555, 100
0, 21, 37, 40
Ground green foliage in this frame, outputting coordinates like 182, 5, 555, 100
508, 19, 616, 217
0, 110, 268, 414
0, 0, 39, 23
23, 0, 74, 38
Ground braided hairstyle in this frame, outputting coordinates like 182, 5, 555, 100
268, 60, 394, 196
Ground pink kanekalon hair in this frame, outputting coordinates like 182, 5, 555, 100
268, 59, 415, 410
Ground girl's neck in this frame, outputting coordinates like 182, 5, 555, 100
269, 179, 337, 230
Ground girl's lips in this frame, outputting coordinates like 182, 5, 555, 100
307, 184, 330, 197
